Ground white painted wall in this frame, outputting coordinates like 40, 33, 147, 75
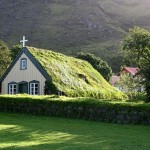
1, 52, 46, 95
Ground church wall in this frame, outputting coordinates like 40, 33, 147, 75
1, 53, 46, 95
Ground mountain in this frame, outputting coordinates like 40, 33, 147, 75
0, 0, 150, 72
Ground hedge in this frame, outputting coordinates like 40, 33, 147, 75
0, 96, 150, 125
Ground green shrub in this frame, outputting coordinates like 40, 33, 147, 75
126, 92, 147, 102
44, 80, 58, 95
0, 95, 149, 125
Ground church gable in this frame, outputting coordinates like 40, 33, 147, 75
0, 47, 50, 83
0, 47, 51, 95
3, 52, 45, 82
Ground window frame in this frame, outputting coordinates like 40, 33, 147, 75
29, 80, 39, 95
8, 82, 18, 94
20, 58, 27, 70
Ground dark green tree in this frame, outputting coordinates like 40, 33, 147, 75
77, 52, 112, 81
120, 27, 150, 102
0, 40, 11, 77
10, 44, 22, 60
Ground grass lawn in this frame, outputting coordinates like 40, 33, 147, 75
0, 112, 150, 150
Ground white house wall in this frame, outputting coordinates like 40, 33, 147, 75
1, 52, 46, 94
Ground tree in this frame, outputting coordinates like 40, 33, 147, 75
10, 44, 22, 60
120, 27, 150, 102
115, 73, 143, 93
0, 40, 11, 77
77, 52, 112, 81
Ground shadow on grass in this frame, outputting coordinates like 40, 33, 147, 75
0, 112, 150, 150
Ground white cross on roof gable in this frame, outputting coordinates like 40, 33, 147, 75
20, 36, 28, 47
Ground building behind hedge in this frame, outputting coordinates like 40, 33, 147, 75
0, 47, 49, 95
0, 46, 125, 99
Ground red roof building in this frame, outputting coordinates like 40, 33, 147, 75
119, 67, 139, 76
111, 67, 144, 92
112, 67, 139, 85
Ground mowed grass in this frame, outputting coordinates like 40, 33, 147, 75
0, 112, 150, 150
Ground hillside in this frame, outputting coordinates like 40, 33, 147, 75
27, 46, 125, 99
0, 0, 150, 71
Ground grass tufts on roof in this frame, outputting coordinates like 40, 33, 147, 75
27, 47, 127, 100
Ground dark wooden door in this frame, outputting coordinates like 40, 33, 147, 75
19, 83, 28, 94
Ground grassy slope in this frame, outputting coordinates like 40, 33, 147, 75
28, 47, 125, 99
0, 0, 150, 71
0, 112, 150, 150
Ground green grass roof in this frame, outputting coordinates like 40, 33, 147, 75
27, 46, 126, 100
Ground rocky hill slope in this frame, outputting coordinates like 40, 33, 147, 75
0, 0, 150, 71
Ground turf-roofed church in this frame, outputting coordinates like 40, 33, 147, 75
0, 38, 125, 99
0, 46, 50, 95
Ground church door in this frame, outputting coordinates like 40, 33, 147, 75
19, 82, 28, 94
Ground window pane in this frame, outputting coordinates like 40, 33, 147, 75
9, 84, 17, 94
14, 89, 17, 94
10, 89, 12, 94
30, 83, 39, 95
21, 59, 27, 69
